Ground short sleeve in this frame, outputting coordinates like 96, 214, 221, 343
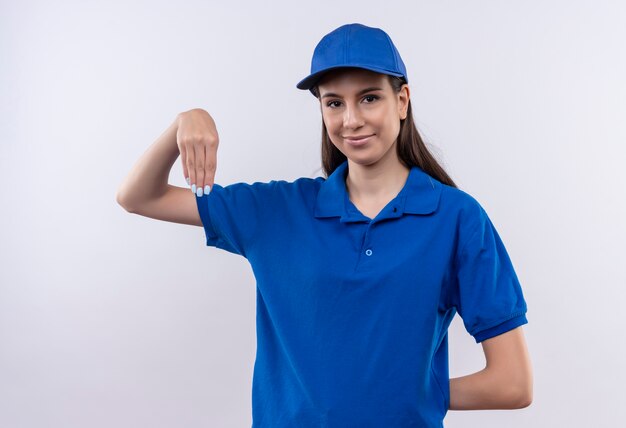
452, 205, 528, 343
195, 181, 274, 258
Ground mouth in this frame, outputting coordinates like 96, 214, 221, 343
344, 134, 374, 146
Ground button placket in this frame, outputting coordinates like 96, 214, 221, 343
354, 223, 375, 271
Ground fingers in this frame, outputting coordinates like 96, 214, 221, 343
204, 143, 216, 195
186, 136, 217, 197
186, 137, 202, 196
180, 142, 190, 186
194, 140, 206, 197
177, 109, 218, 197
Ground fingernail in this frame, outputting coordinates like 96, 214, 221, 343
204, 185, 211, 194
191, 184, 196, 194
196, 187, 203, 197
186, 177, 190, 185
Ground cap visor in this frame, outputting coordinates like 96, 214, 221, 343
296, 64, 404, 90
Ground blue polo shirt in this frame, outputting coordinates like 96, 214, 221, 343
195, 159, 528, 427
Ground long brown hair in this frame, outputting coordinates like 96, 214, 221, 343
310, 74, 457, 188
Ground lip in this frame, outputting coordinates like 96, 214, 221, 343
344, 134, 374, 146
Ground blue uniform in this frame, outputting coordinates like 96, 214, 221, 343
195, 159, 528, 427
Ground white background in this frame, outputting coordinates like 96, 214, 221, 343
2, 0, 625, 427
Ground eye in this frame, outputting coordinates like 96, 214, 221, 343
326, 95, 380, 108
363, 95, 379, 103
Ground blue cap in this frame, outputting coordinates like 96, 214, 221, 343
296, 23, 408, 95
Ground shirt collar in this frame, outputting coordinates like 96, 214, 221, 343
314, 159, 443, 223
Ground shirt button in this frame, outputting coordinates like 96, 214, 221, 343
365, 249, 373, 256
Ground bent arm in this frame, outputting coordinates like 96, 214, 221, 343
115, 112, 205, 226
449, 326, 533, 410
116, 113, 181, 212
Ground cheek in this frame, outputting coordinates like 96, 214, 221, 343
385, 110, 401, 130
324, 115, 342, 134
375, 115, 399, 142
322, 115, 340, 141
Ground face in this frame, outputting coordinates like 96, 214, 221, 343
317, 68, 409, 167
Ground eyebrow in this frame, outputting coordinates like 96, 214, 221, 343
320, 86, 383, 99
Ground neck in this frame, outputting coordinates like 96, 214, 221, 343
344, 155, 410, 202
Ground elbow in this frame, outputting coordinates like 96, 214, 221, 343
512, 378, 533, 409
494, 370, 533, 409
515, 391, 533, 409
116, 189, 136, 213
519, 387, 533, 408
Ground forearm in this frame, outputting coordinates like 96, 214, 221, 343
116, 113, 181, 210
449, 367, 527, 410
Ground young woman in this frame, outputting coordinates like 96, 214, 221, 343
117, 23, 533, 428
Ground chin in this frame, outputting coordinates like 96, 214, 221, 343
345, 153, 385, 167
349, 144, 398, 166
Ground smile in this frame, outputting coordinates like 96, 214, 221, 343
344, 134, 374, 146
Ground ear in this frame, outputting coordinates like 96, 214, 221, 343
398, 84, 410, 120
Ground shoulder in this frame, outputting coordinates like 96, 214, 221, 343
272, 175, 325, 191
245, 176, 324, 197
438, 182, 487, 221
210, 176, 324, 209
213, 175, 323, 194
434, 181, 493, 244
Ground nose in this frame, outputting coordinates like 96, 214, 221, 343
343, 103, 365, 130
